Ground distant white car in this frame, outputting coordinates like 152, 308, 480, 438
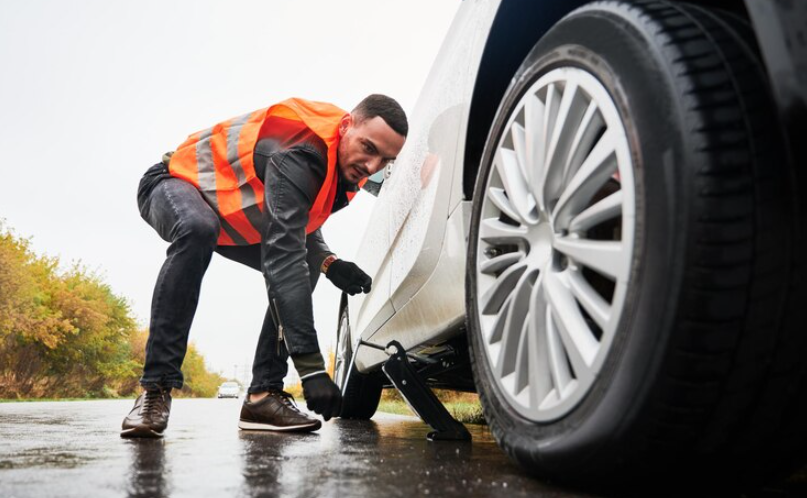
334, 0, 806, 488
216, 382, 240, 399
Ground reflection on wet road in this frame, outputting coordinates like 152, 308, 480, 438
0, 398, 595, 498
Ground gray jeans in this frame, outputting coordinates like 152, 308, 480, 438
136, 165, 319, 393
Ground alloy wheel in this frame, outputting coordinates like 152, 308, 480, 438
475, 67, 636, 422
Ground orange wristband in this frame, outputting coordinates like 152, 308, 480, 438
321, 255, 338, 274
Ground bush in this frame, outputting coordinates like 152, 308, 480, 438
0, 222, 221, 399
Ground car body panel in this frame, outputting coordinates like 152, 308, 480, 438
360, 202, 471, 369
349, 0, 501, 370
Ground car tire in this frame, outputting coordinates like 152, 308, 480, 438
334, 302, 383, 419
466, 0, 804, 488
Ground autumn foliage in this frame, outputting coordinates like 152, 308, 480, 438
0, 223, 224, 399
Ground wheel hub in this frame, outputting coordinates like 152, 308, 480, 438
526, 221, 554, 269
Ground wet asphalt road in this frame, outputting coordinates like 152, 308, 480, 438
1, 399, 804, 498
0, 398, 599, 498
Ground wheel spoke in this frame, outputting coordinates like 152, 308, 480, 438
487, 187, 522, 224
524, 93, 547, 211
562, 100, 604, 185
496, 270, 534, 377
567, 269, 611, 329
552, 128, 618, 229
480, 261, 527, 315
545, 304, 573, 395
511, 122, 528, 182
543, 81, 588, 209
495, 149, 536, 223
527, 275, 553, 409
513, 318, 531, 395
542, 83, 560, 159
539, 84, 561, 208
569, 190, 623, 233
554, 236, 624, 281
544, 272, 598, 379
487, 294, 512, 345
479, 217, 528, 244
480, 250, 525, 275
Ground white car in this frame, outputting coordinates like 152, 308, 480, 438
334, 0, 806, 488
217, 382, 240, 399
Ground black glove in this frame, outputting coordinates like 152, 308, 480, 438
302, 373, 342, 421
326, 260, 372, 295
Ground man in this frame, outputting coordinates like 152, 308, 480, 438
121, 95, 407, 438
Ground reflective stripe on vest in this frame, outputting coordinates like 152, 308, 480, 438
168, 98, 363, 245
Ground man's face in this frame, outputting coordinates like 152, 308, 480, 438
337, 114, 405, 184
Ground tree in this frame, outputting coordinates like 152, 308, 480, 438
0, 222, 222, 399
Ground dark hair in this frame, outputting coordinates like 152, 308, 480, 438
352, 94, 408, 137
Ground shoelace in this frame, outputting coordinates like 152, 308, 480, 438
271, 391, 304, 414
142, 390, 165, 417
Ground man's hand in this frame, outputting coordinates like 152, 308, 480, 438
302, 373, 342, 421
326, 260, 372, 295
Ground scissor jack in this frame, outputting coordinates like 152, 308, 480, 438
380, 340, 471, 441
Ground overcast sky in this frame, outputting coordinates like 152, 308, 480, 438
0, 0, 461, 381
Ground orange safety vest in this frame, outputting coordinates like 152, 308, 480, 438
168, 98, 363, 246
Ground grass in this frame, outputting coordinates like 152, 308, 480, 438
377, 388, 486, 425
378, 399, 486, 425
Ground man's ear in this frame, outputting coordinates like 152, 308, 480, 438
339, 113, 353, 137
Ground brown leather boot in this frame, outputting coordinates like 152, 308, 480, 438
238, 391, 321, 432
120, 388, 172, 438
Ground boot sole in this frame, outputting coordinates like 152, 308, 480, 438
120, 426, 164, 438
238, 419, 321, 432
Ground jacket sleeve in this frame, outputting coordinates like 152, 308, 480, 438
262, 143, 327, 356
306, 228, 334, 290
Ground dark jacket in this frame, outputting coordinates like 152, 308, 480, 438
137, 134, 356, 358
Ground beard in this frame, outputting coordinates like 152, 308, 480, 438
339, 163, 365, 185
